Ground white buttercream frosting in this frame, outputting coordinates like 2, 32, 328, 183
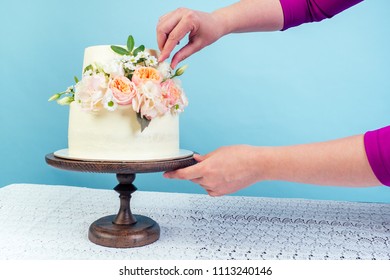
68, 45, 180, 161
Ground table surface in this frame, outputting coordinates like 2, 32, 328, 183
1, 184, 390, 260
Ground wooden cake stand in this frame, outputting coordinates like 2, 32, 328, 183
45, 152, 197, 248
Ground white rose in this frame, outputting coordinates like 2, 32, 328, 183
74, 73, 107, 111
136, 81, 167, 119
103, 60, 124, 77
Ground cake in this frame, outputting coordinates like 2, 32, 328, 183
50, 36, 188, 161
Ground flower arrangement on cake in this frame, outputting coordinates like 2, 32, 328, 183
49, 35, 188, 131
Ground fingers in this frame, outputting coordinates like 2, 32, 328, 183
163, 152, 225, 197
161, 20, 198, 63
193, 153, 206, 162
157, 8, 201, 64
190, 178, 203, 184
163, 168, 200, 180
170, 37, 203, 69
164, 160, 204, 180
156, 10, 182, 53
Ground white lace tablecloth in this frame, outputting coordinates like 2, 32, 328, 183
1, 184, 390, 260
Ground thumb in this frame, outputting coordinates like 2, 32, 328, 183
193, 153, 206, 162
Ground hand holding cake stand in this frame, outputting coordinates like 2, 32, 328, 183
45, 149, 196, 248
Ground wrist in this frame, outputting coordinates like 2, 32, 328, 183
211, 9, 232, 38
252, 146, 279, 182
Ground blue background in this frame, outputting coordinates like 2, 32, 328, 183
1, 0, 389, 202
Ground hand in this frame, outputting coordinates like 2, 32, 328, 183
164, 145, 265, 196
156, 8, 225, 69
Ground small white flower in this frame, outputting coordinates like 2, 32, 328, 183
124, 62, 136, 71
146, 56, 158, 67
128, 56, 138, 64
103, 89, 118, 111
157, 61, 172, 80
136, 51, 148, 60
121, 55, 132, 62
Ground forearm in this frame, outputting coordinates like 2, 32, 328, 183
260, 135, 380, 187
212, 0, 284, 36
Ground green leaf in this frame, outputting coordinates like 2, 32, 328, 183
111, 45, 129, 56
74, 76, 79, 83
83, 64, 94, 73
137, 58, 146, 64
127, 35, 135, 52
132, 45, 145, 56
136, 112, 151, 132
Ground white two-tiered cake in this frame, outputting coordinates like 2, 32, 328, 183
52, 36, 189, 161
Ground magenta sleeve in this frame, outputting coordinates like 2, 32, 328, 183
364, 126, 390, 186
279, 0, 364, 30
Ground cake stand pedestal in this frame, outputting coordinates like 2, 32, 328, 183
45, 152, 197, 248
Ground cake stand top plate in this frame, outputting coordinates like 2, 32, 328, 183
45, 150, 197, 174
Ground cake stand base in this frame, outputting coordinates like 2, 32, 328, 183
87, 174, 160, 248
45, 152, 197, 248
89, 214, 160, 248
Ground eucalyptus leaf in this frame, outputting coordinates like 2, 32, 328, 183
127, 35, 135, 52
111, 45, 129, 56
136, 112, 151, 132
133, 45, 145, 56
74, 76, 79, 83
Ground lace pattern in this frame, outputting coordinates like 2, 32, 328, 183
0, 184, 389, 260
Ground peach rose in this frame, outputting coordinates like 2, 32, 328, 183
132, 66, 162, 86
109, 76, 137, 105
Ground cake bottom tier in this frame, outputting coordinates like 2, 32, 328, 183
68, 102, 179, 161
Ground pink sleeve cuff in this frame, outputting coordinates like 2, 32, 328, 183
279, 0, 364, 30
364, 126, 390, 186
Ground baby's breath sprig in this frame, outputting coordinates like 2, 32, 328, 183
83, 63, 108, 77
111, 35, 149, 80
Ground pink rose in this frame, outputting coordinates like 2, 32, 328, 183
161, 79, 182, 106
109, 76, 137, 105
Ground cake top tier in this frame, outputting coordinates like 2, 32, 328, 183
49, 35, 189, 131
83, 45, 120, 70
83, 45, 158, 70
